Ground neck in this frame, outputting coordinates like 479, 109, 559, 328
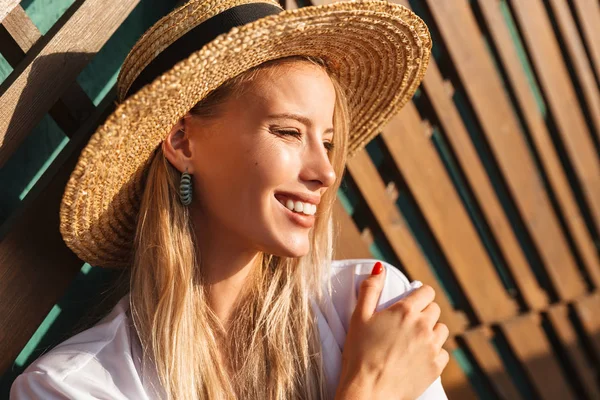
192, 210, 260, 329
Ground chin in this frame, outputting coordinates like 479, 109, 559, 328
267, 236, 311, 258
279, 247, 309, 258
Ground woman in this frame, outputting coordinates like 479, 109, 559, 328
11, 0, 449, 399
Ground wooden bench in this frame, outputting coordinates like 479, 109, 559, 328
2, 0, 600, 398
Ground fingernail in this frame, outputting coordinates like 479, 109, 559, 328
371, 261, 383, 275
411, 280, 423, 289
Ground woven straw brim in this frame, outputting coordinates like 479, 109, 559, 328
59, 0, 431, 268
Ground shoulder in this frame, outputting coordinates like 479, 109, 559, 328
10, 295, 141, 400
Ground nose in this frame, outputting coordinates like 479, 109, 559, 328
300, 140, 336, 189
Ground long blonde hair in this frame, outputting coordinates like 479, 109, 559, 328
129, 55, 350, 399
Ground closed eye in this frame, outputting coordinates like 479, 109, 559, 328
276, 129, 301, 138
274, 129, 334, 153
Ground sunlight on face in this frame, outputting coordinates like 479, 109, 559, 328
188, 61, 337, 257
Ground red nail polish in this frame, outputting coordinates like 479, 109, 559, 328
371, 261, 383, 275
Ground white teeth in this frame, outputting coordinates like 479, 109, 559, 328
286, 199, 294, 211
278, 197, 317, 216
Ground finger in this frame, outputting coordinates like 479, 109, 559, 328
432, 322, 450, 349
354, 262, 386, 323
421, 301, 441, 330
435, 349, 450, 373
390, 284, 435, 315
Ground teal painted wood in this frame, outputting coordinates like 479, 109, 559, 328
0, 0, 175, 396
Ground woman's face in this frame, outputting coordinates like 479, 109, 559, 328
172, 61, 337, 257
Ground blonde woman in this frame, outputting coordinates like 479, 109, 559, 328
11, 1, 449, 399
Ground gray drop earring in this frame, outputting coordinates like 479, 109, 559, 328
179, 167, 193, 206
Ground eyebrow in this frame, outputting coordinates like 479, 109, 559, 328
267, 112, 334, 134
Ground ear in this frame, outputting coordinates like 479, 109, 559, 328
162, 113, 195, 174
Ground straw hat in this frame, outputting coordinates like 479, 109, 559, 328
59, 0, 431, 268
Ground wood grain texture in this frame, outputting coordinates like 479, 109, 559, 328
332, 200, 372, 260
346, 149, 468, 334
0, 5, 95, 137
509, 0, 600, 233
0, 89, 116, 375
0, 0, 139, 168
441, 352, 479, 400
475, 0, 600, 291
546, 304, 600, 400
422, 57, 548, 310
547, 0, 600, 141
462, 327, 523, 400
571, 0, 600, 88
0, 0, 20, 24
500, 313, 577, 400
425, 0, 588, 301
1, 5, 38, 52
381, 102, 519, 322
573, 292, 600, 362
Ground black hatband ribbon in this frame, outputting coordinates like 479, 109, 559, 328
126, 3, 283, 99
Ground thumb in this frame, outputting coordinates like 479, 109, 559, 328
354, 262, 386, 323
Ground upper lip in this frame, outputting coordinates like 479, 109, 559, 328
275, 191, 321, 205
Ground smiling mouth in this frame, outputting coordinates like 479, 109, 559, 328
274, 194, 317, 229
274, 194, 317, 216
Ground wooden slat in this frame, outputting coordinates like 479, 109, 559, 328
346, 150, 468, 334
571, 0, 600, 99
462, 327, 523, 400
420, 58, 548, 310
0, 4, 39, 68
380, 102, 518, 322
0, 0, 140, 168
547, 0, 600, 139
546, 304, 600, 400
441, 352, 479, 400
0, 5, 95, 137
424, 0, 588, 301
394, 1, 548, 312
1, 5, 38, 52
0, 89, 116, 375
285, 0, 298, 10
332, 200, 371, 260
358, 227, 376, 251
0, 0, 19, 24
475, 0, 600, 292
500, 313, 577, 400
509, 0, 600, 232
573, 292, 600, 363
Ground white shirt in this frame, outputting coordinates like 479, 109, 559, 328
11, 259, 447, 399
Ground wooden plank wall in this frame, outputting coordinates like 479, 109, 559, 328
0, 0, 599, 399
314, 0, 600, 398
0, 0, 139, 379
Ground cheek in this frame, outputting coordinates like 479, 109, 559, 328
192, 135, 313, 256
195, 138, 298, 218
250, 145, 295, 188
238, 145, 298, 217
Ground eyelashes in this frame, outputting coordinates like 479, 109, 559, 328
274, 129, 335, 153
276, 129, 301, 137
